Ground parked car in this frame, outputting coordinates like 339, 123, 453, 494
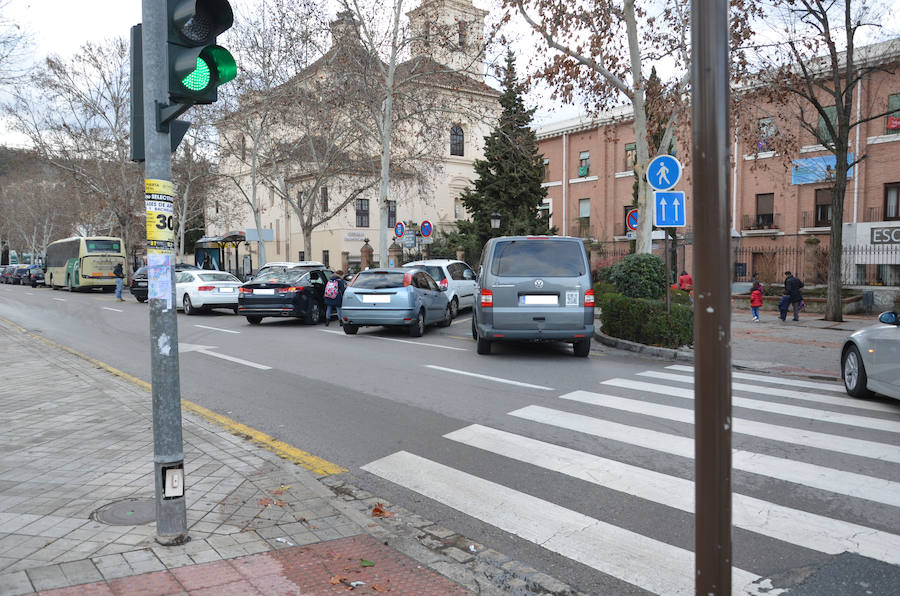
130, 263, 202, 303
0, 265, 16, 284
841, 311, 900, 400
11, 266, 32, 285
28, 265, 45, 288
472, 236, 594, 357
403, 259, 477, 318
238, 267, 333, 325
251, 261, 326, 281
175, 270, 243, 315
341, 268, 451, 336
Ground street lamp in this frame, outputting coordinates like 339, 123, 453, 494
490, 212, 501, 235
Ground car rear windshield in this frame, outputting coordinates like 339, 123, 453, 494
490, 240, 586, 277
351, 271, 406, 289
198, 272, 239, 282
255, 270, 308, 284
86, 240, 121, 253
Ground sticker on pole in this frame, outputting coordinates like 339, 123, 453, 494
394, 221, 405, 238
145, 178, 175, 253
420, 220, 433, 238
626, 208, 639, 231
647, 155, 682, 191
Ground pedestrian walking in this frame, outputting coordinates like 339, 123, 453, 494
778, 290, 791, 322
323, 270, 346, 326
113, 262, 125, 301
784, 271, 804, 321
750, 282, 763, 322
678, 270, 693, 291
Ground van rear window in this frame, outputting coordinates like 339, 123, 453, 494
490, 240, 585, 277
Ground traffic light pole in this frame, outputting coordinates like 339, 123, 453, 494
141, 0, 188, 546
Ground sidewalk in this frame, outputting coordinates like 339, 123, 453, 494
0, 320, 574, 596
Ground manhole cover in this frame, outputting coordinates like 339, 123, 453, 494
91, 499, 155, 525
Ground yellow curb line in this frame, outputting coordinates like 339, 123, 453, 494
0, 316, 347, 477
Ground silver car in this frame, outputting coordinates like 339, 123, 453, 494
841, 311, 900, 400
472, 236, 595, 357
341, 268, 451, 336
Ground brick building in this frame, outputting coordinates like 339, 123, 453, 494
535, 39, 900, 286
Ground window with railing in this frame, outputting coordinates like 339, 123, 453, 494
814, 188, 833, 227
355, 199, 369, 228
886, 183, 900, 221
624, 143, 636, 169
887, 94, 900, 135
320, 187, 328, 212
578, 198, 590, 236
387, 200, 396, 228
578, 151, 590, 177
322, 250, 329, 267
755, 193, 774, 228
542, 158, 550, 181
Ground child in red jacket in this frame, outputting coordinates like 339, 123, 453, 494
750, 282, 763, 322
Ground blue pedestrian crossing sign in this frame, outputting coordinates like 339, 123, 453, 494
647, 155, 682, 191
654, 191, 686, 227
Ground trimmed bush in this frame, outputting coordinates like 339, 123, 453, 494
599, 293, 693, 348
607, 254, 666, 299
593, 280, 617, 297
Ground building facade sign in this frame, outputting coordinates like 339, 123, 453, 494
871, 226, 900, 244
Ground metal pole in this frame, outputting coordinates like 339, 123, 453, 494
142, 0, 188, 545
691, 1, 732, 593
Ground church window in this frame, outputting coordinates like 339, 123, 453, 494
450, 125, 464, 156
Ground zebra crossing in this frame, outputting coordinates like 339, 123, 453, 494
361, 364, 900, 595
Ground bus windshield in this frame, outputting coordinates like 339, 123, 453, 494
86, 240, 121, 253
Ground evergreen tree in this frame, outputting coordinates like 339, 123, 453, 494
457, 50, 551, 255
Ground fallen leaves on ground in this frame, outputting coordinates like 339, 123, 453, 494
371, 503, 395, 518
270, 484, 291, 495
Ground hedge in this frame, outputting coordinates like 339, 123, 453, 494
598, 293, 693, 348
606, 254, 666, 299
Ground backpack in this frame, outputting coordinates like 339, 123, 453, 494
324, 279, 340, 299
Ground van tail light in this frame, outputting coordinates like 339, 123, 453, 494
439, 278, 449, 290
584, 288, 595, 307
197, 286, 214, 291
278, 286, 304, 293
238, 287, 253, 293
480, 289, 493, 307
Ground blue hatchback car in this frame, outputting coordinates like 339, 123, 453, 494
341, 268, 451, 336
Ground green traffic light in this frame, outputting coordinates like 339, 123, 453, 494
182, 57, 211, 91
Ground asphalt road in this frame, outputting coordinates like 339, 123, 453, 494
2, 282, 899, 595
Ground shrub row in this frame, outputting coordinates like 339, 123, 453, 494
598, 293, 693, 349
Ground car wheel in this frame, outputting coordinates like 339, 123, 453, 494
183, 294, 196, 315
439, 305, 452, 327
573, 338, 591, 357
343, 323, 359, 335
246, 316, 263, 325
233, 306, 239, 315
450, 297, 459, 318
306, 301, 322, 324
137, 296, 147, 303
842, 344, 874, 398
476, 336, 491, 355
409, 310, 425, 337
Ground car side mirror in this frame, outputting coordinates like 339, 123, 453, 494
878, 311, 899, 325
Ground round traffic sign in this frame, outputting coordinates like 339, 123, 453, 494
420, 220, 433, 238
626, 208, 639, 231
647, 155, 682, 191
394, 221, 405, 238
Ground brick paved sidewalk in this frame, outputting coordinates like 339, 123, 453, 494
0, 321, 472, 596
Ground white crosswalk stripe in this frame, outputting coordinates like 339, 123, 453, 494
361, 367, 900, 594
666, 364, 846, 393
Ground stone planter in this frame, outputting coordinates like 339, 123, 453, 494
732, 293, 864, 314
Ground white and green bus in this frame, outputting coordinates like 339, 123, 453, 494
45, 236, 126, 291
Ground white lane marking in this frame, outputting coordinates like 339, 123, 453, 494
519, 399, 900, 506
450, 315, 472, 326
178, 342, 270, 370
103, 307, 123, 313
603, 378, 900, 434
320, 329, 345, 335
362, 451, 763, 596
641, 370, 898, 414
53, 298, 65, 302
563, 390, 900, 463
667, 364, 845, 393
193, 324, 240, 334
25, 292, 34, 295
446, 424, 900, 565
424, 365, 553, 390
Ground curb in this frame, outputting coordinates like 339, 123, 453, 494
593, 329, 695, 362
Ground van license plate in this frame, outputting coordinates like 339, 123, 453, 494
521, 295, 557, 305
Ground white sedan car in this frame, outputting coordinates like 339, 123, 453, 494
841, 310, 900, 400
403, 259, 477, 318
175, 270, 243, 315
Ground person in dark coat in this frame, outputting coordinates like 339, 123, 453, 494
778, 291, 791, 322
783, 271, 804, 321
323, 270, 346, 326
113, 263, 125, 301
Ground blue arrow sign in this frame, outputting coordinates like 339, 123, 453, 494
647, 155, 682, 191
654, 191, 686, 227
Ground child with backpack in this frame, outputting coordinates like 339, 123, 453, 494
750, 282, 763, 322
323, 270, 346, 326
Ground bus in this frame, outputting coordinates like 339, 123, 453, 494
45, 236, 126, 291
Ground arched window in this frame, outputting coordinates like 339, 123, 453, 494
450, 125, 464, 156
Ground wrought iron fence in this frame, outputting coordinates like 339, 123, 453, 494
733, 243, 900, 286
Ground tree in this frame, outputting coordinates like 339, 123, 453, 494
0, 0, 32, 87
457, 50, 551, 251
171, 126, 217, 261
501, 0, 760, 253
743, 0, 898, 321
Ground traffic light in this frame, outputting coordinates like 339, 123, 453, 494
167, 0, 236, 107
